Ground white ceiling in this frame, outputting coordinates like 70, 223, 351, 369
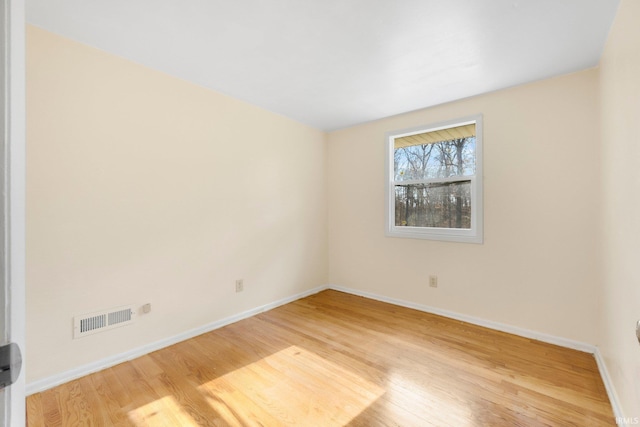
26, 0, 620, 131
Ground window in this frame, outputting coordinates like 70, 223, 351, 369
385, 115, 483, 243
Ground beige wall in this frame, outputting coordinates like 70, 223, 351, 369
26, 26, 328, 382
327, 69, 601, 344
599, 0, 640, 419
27, 3, 640, 416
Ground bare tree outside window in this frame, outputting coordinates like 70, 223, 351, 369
394, 137, 475, 229
386, 115, 483, 243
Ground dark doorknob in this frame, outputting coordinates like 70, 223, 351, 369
0, 343, 22, 389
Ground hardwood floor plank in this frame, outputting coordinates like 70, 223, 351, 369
26, 290, 614, 426
26, 392, 46, 426
38, 388, 63, 426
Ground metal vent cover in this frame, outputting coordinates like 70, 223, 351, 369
73, 305, 136, 339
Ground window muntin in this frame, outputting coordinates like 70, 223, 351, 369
386, 116, 483, 243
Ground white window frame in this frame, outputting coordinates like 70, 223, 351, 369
385, 114, 483, 243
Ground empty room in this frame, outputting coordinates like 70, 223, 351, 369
9, 0, 639, 425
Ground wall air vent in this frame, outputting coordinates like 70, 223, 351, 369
73, 305, 136, 339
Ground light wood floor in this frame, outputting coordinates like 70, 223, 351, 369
26, 290, 614, 426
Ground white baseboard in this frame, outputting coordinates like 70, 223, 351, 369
327, 284, 623, 419
27, 282, 624, 420
328, 284, 595, 352
26, 285, 328, 396
593, 347, 625, 420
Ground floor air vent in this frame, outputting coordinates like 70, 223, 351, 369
73, 305, 136, 339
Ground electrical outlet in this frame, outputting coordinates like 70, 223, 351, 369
142, 303, 151, 314
235, 279, 244, 293
429, 275, 438, 288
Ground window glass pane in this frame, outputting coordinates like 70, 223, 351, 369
394, 137, 476, 180
394, 181, 471, 229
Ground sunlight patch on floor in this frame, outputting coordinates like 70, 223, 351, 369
198, 345, 385, 426
127, 394, 200, 426
388, 370, 473, 426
